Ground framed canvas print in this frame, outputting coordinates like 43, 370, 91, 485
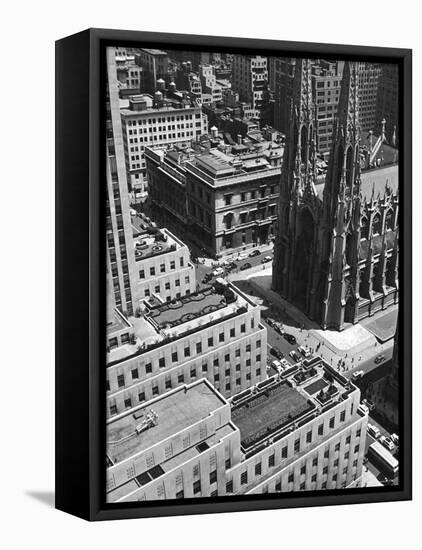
55, 28, 412, 521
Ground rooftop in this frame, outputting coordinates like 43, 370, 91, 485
106, 380, 226, 465
107, 282, 254, 366
133, 229, 178, 261
232, 382, 313, 450
230, 359, 356, 455
106, 309, 132, 337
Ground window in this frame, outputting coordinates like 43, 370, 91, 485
117, 374, 125, 388
353, 459, 358, 467
219, 332, 224, 342
300, 465, 306, 475
176, 490, 184, 499
150, 267, 155, 276
178, 374, 184, 383
139, 269, 145, 279
172, 351, 178, 362
213, 358, 219, 367
202, 363, 208, 372
193, 480, 201, 494
324, 449, 329, 459
329, 417, 335, 429
241, 323, 246, 333
306, 430, 312, 443
190, 368, 196, 378
323, 466, 328, 474
208, 337, 213, 347
300, 482, 306, 490
334, 459, 339, 467
235, 349, 241, 357
335, 443, 340, 452
226, 480, 233, 493
165, 379, 171, 389
106, 380, 110, 392
346, 435, 351, 445
235, 364, 241, 371
225, 458, 231, 470
184, 346, 190, 357
255, 462, 262, 476
268, 454, 275, 467
312, 457, 318, 467
196, 342, 202, 353
124, 397, 132, 408
332, 474, 337, 482
246, 344, 251, 352
241, 471, 248, 485
288, 473, 294, 483
159, 357, 165, 368
322, 481, 327, 489
354, 445, 359, 453
131, 368, 139, 380
356, 428, 361, 438
340, 410, 346, 422
138, 392, 145, 402
230, 328, 235, 337
152, 386, 159, 396
210, 470, 217, 484
294, 439, 300, 453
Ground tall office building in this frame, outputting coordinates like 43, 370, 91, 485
232, 55, 268, 118
106, 358, 368, 502
106, 48, 139, 317
376, 64, 399, 143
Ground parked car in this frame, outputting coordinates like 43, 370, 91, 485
358, 403, 370, 416
228, 261, 237, 270
240, 262, 252, 271
362, 398, 376, 412
261, 255, 272, 263
283, 333, 297, 345
249, 249, 261, 257
289, 350, 301, 362
266, 318, 276, 328
270, 346, 284, 360
274, 323, 285, 335
280, 358, 289, 368
367, 424, 381, 439
298, 345, 312, 358
391, 433, 399, 445
374, 354, 385, 364
352, 370, 365, 381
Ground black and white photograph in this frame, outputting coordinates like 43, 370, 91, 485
105, 46, 402, 503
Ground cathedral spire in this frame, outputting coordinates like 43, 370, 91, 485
324, 61, 361, 216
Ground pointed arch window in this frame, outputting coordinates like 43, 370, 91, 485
360, 216, 369, 240
300, 125, 307, 164
385, 209, 394, 231
345, 146, 354, 189
372, 213, 382, 236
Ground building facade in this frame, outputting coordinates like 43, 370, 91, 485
120, 91, 207, 197
106, 280, 267, 416
272, 59, 399, 331
232, 55, 268, 118
376, 64, 399, 143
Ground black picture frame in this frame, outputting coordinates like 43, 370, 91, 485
55, 28, 412, 521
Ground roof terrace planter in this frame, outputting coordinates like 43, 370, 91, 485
316, 384, 339, 406
293, 367, 318, 386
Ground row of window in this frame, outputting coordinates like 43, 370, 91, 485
139, 257, 185, 278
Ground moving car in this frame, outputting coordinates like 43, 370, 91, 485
212, 267, 224, 277
391, 433, 399, 445
298, 345, 312, 358
266, 318, 276, 328
380, 436, 395, 451
289, 350, 301, 362
270, 346, 284, 360
249, 249, 261, 257
240, 262, 252, 271
271, 360, 285, 374
283, 333, 297, 345
374, 354, 385, 364
261, 255, 272, 263
358, 403, 370, 416
367, 424, 381, 439
351, 370, 365, 381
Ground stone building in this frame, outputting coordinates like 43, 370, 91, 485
272, 59, 399, 331
106, 358, 368, 501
